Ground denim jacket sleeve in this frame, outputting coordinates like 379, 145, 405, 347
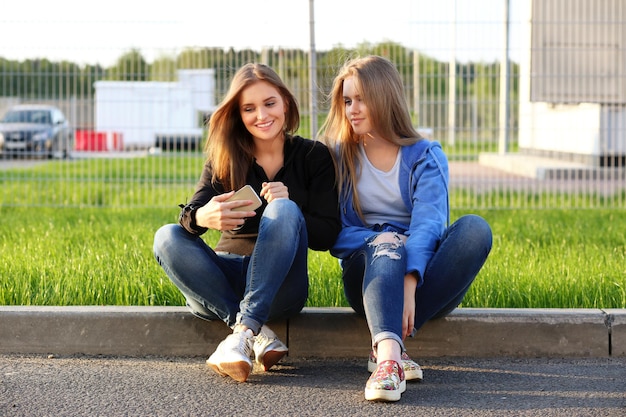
329, 140, 449, 286
404, 143, 449, 283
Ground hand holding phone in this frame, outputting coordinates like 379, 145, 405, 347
225, 185, 262, 212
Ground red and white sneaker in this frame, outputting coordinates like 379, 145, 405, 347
368, 350, 423, 381
364, 360, 406, 402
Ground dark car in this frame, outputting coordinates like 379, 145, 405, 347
0, 104, 74, 158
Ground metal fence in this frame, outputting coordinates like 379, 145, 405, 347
1, 0, 625, 210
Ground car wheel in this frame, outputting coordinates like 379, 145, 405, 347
48, 137, 64, 159
54, 134, 72, 159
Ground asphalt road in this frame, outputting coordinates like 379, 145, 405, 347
1, 354, 624, 416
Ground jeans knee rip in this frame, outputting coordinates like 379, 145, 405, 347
367, 233, 403, 261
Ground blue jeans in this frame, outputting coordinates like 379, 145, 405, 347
153, 199, 309, 334
341, 214, 492, 350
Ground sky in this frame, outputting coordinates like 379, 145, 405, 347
1, 0, 523, 66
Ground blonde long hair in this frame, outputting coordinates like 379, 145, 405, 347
318, 55, 422, 218
205, 63, 300, 191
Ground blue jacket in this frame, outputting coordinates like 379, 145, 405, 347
331, 140, 449, 286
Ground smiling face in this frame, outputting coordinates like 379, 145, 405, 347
343, 76, 375, 138
239, 80, 286, 143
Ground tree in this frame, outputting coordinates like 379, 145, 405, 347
107, 49, 149, 81
151, 55, 178, 82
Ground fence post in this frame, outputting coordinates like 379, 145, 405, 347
498, 0, 511, 154
309, 0, 318, 138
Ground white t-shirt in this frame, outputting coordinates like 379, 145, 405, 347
357, 143, 411, 226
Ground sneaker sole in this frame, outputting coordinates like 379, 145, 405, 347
367, 360, 423, 382
207, 360, 251, 382
364, 380, 406, 402
258, 349, 288, 371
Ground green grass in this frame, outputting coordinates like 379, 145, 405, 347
0, 206, 624, 309
463, 209, 626, 309
0, 154, 205, 207
1, 155, 625, 308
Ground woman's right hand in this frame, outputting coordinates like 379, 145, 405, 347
195, 192, 257, 231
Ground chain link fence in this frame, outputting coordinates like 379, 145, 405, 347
1, 0, 624, 210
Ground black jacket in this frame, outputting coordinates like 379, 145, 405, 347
178, 135, 340, 256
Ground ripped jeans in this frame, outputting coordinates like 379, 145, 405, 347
341, 214, 492, 350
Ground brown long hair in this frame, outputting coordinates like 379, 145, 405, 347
205, 63, 300, 191
318, 55, 422, 218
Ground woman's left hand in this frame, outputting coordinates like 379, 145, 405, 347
260, 181, 289, 203
402, 273, 418, 340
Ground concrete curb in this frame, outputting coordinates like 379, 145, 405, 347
1, 306, 623, 358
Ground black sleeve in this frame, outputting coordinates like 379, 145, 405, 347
297, 141, 341, 251
178, 162, 222, 236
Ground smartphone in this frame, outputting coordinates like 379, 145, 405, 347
226, 184, 262, 212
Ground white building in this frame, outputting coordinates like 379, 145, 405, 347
481, 0, 626, 178
94, 69, 216, 149
518, 0, 626, 167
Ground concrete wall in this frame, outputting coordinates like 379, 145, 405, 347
0, 306, 622, 358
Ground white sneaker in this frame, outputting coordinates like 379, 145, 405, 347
253, 325, 288, 371
206, 329, 254, 382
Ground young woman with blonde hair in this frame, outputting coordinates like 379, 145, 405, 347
319, 55, 492, 402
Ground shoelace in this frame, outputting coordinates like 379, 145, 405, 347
255, 331, 270, 344
237, 332, 253, 357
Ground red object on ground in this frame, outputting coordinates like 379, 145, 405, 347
75, 130, 123, 151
